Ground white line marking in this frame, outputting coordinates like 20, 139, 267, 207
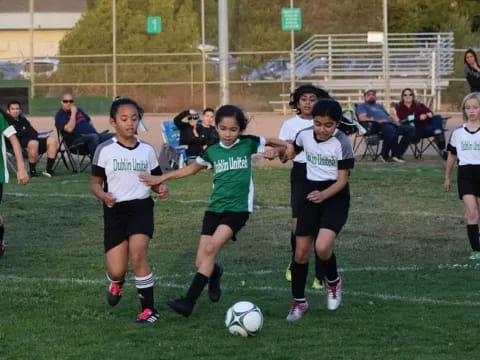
4, 192, 463, 218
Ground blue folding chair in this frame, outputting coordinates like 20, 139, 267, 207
161, 121, 196, 168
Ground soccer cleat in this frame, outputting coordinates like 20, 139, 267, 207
136, 308, 159, 324
208, 264, 223, 302
286, 300, 309, 321
0, 240, 4, 258
29, 169, 37, 177
285, 262, 292, 282
469, 251, 480, 260
42, 171, 53, 178
325, 277, 343, 311
380, 155, 393, 163
392, 156, 406, 163
107, 282, 123, 306
312, 277, 324, 290
167, 298, 194, 317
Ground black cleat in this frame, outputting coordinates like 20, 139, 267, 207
167, 298, 194, 317
208, 264, 223, 302
107, 282, 123, 306
0, 241, 4, 258
136, 308, 159, 324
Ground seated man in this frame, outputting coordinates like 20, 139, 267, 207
6, 100, 57, 177
54, 93, 114, 158
356, 88, 415, 163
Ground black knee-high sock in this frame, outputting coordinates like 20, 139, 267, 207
467, 224, 480, 251
29, 162, 36, 173
136, 273, 155, 310
186, 272, 208, 304
0, 217, 4, 242
46, 158, 55, 173
290, 232, 296, 262
291, 261, 308, 299
210, 264, 221, 281
314, 253, 325, 281
322, 253, 339, 284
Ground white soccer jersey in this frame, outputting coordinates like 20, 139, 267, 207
92, 138, 159, 202
279, 115, 313, 163
295, 127, 355, 181
449, 125, 480, 166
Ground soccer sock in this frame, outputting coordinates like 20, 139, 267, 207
322, 253, 339, 285
291, 261, 308, 299
185, 272, 208, 304
210, 263, 221, 281
467, 224, 480, 251
29, 162, 36, 172
290, 232, 296, 262
314, 255, 325, 282
136, 273, 155, 310
46, 158, 55, 173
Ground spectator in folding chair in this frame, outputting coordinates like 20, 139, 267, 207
6, 100, 57, 177
356, 88, 415, 163
200, 107, 219, 146
54, 93, 114, 159
173, 109, 206, 157
396, 88, 448, 160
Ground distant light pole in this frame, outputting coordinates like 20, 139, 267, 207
201, 0, 206, 109
289, 0, 295, 92
218, 0, 229, 105
382, 0, 390, 108
112, 0, 117, 98
29, 0, 35, 97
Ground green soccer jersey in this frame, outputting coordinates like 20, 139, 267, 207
0, 111, 16, 183
197, 135, 266, 213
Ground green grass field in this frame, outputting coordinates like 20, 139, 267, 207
0, 159, 477, 359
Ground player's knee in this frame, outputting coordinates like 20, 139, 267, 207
108, 270, 125, 281
294, 248, 309, 263
204, 242, 217, 256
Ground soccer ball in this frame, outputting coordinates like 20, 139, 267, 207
225, 301, 263, 337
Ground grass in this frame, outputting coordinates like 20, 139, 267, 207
0, 159, 478, 359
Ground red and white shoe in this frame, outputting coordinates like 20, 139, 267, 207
136, 308, 159, 324
325, 277, 342, 310
286, 300, 309, 321
0, 240, 5, 258
107, 282, 123, 306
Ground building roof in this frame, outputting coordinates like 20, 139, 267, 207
0, 0, 86, 13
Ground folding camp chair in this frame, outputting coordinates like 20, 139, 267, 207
409, 116, 450, 159
352, 104, 383, 161
6, 130, 52, 173
161, 121, 196, 168
53, 129, 90, 173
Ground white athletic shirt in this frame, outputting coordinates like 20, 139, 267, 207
92, 137, 160, 202
279, 115, 313, 163
449, 125, 480, 166
295, 127, 355, 181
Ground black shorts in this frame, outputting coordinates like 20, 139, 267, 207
201, 211, 250, 241
290, 162, 307, 218
296, 181, 350, 236
103, 197, 154, 252
457, 165, 480, 199
19, 137, 47, 154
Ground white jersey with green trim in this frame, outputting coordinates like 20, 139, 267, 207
196, 135, 266, 212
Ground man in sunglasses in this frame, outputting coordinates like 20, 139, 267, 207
55, 93, 114, 158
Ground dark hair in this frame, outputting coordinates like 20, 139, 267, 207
312, 98, 342, 122
464, 49, 479, 67
399, 88, 417, 106
7, 100, 21, 110
203, 107, 215, 115
110, 97, 144, 120
289, 85, 330, 114
214, 105, 249, 131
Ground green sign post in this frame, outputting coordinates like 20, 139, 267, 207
147, 16, 162, 34
281, 8, 302, 31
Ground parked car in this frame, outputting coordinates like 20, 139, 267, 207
18, 58, 59, 79
0, 61, 21, 80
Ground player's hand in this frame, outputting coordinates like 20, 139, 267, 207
153, 183, 170, 200
444, 179, 451, 192
307, 190, 325, 204
103, 192, 116, 208
262, 146, 277, 160
70, 104, 77, 114
283, 143, 295, 162
17, 168, 29, 185
419, 114, 427, 121
139, 174, 164, 186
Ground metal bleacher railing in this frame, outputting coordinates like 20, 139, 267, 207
269, 32, 454, 113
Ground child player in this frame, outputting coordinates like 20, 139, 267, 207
0, 109, 29, 257
279, 84, 330, 289
91, 97, 169, 323
140, 104, 292, 317
284, 98, 354, 321
445, 92, 480, 260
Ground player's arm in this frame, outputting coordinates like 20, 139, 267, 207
307, 169, 349, 204
264, 137, 295, 161
8, 135, 28, 184
63, 104, 78, 133
140, 161, 205, 186
444, 152, 457, 192
91, 175, 116, 208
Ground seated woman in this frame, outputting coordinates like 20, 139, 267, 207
396, 88, 447, 159
464, 49, 480, 93
173, 109, 206, 157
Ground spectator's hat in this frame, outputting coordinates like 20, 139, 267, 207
364, 88, 376, 95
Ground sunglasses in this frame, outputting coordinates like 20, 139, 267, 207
62, 100, 74, 103
403, 93, 413, 96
